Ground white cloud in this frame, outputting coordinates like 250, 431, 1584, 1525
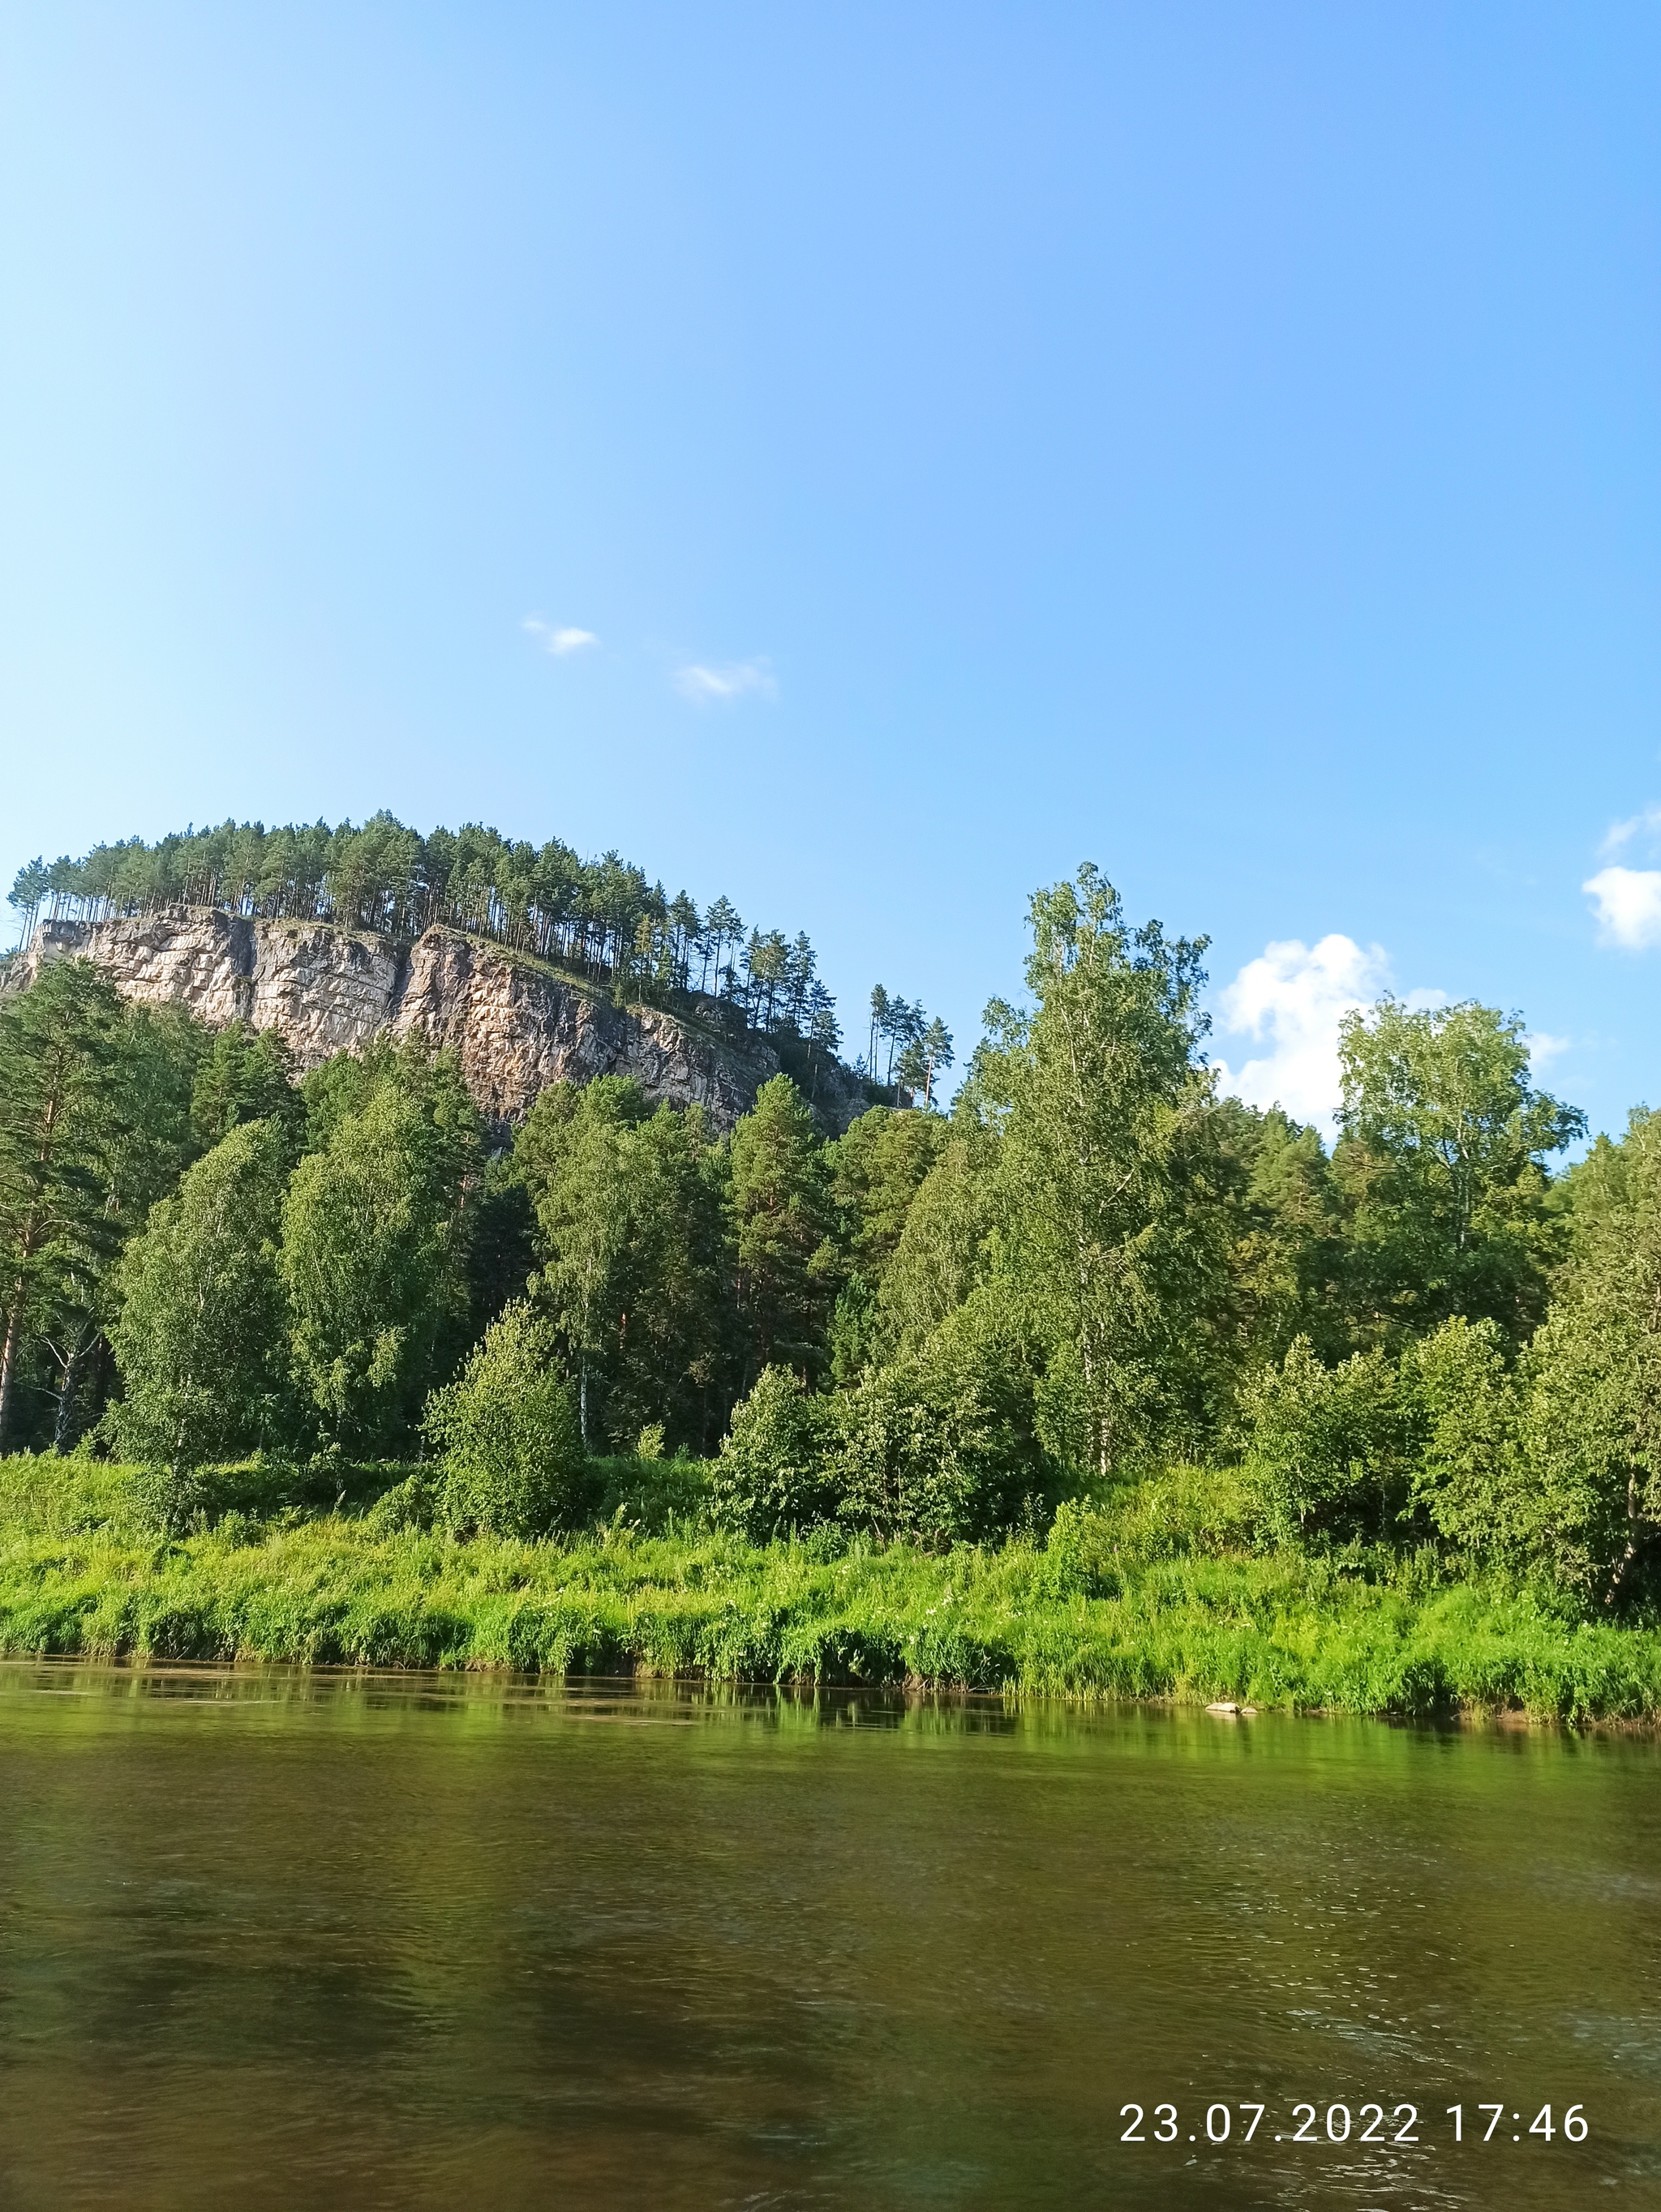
1600, 805, 1661, 858
674, 659, 777, 704
1212, 935, 1394, 1132
1584, 864, 1661, 950
1526, 1031, 1571, 1068
523, 617, 599, 656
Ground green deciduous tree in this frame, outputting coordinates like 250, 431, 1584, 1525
830, 1301, 1047, 1546
1333, 999, 1583, 1345
516, 1078, 731, 1451
1504, 1111, 1661, 1605
109, 1119, 294, 1468
707, 1364, 837, 1541
517, 1078, 641, 1449
279, 1076, 478, 1454
975, 866, 1218, 1478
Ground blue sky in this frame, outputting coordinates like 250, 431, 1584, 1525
2, 2, 1658, 1137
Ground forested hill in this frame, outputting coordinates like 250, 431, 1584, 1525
7, 811, 960, 1101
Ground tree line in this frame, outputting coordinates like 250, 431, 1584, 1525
3, 862, 1658, 1610
6, 812, 845, 1049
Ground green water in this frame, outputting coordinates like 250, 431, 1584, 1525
0, 1667, 1655, 2209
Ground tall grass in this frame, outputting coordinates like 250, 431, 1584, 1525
2, 1453, 1659, 1721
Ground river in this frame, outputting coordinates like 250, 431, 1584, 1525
0, 1664, 1655, 2209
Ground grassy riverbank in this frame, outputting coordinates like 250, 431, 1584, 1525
2, 1456, 1659, 1721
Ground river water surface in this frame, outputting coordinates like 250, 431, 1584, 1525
0, 1664, 1655, 2210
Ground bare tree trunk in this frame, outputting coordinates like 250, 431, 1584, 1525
0, 1292, 24, 1455
1604, 1473, 1649, 1607
52, 1322, 94, 1455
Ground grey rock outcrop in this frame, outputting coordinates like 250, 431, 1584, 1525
12, 907, 865, 1134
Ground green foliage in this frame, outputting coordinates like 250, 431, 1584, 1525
517, 1077, 647, 1451
363, 1472, 437, 1536
280, 1074, 478, 1453
0, 1447, 407, 1541
824, 1106, 952, 1379
24, 813, 832, 1044
708, 1365, 836, 1541
464, 1152, 538, 1328
425, 1302, 586, 1539
1204, 1100, 1348, 1367
2, 1490, 1659, 1721
1334, 998, 1582, 1345
828, 1337, 1042, 1549
826, 1273, 882, 1387
828, 1108, 949, 1282
728, 1075, 839, 1381
714, 1305, 1047, 1550
1239, 1338, 1413, 1545
1047, 1468, 1260, 1576
586, 1449, 710, 1533
975, 865, 1218, 1477
878, 1127, 995, 1353
516, 1078, 729, 1451
0, 960, 202, 1452
1502, 1109, 1661, 1605
189, 1021, 301, 1150
1402, 1317, 1522, 1551
1242, 1316, 1541, 1570
109, 1119, 295, 1468
15, 849, 1661, 1650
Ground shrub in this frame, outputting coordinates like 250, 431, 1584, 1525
707, 1365, 836, 1541
587, 1451, 710, 1533
1073, 1463, 1259, 1567
828, 1365, 983, 1547
1511, 1304, 1660, 1607
424, 1303, 586, 1539
715, 1315, 1050, 1550
829, 1343, 1044, 1548
1401, 1317, 1522, 1551
363, 1472, 437, 1535
1238, 1337, 1411, 1545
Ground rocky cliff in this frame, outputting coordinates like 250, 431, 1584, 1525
13, 908, 865, 1134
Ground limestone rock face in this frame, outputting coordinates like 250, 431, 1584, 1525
18, 911, 402, 1061
388, 928, 775, 1130
11, 908, 858, 1134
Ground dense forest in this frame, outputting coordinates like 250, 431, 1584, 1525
2, 856, 1660, 1642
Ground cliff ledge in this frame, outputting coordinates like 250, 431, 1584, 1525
15, 908, 863, 1134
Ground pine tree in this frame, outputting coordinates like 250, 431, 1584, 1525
0, 963, 132, 1449
729, 1076, 837, 1383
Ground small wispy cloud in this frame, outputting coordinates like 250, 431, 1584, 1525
523, 617, 599, 657
674, 659, 777, 705
1600, 805, 1661, 858
1584, 864, 1661, 950
1526, 1031, 1571, 1068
